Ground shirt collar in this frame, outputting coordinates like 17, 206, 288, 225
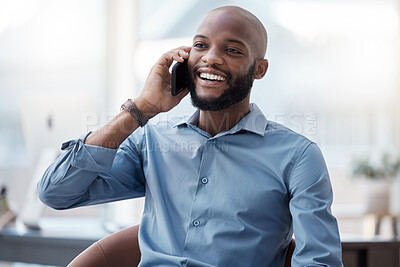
173, 103, 268, 136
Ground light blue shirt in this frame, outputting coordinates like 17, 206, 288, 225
38, 103, 343, 266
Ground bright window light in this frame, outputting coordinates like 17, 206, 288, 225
272, 1, 399, 41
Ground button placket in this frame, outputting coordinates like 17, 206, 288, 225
192, 219, 200, 227
183, 140, 211, 256
201, 177, 208, 184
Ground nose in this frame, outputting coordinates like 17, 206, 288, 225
201, 47, 224, 65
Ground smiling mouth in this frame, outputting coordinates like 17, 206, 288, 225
198, 72, 226, 82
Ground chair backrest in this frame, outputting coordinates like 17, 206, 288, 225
69, 224, 295, 267
285, 239, 296, 267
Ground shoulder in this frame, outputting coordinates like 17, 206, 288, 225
264, 120, 314, 155
268, 121, 330, 190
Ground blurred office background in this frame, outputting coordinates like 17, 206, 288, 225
0, 0, 399, 263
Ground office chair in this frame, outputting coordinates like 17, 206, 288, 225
68, 224, 295, 267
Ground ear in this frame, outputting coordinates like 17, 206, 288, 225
253, 59, 268, 80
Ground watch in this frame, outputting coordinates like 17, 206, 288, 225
121, 99, 148, 127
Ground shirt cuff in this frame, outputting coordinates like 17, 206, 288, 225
61, 132, 118, 172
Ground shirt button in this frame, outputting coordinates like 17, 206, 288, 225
193, 219, 200, 227
209, 139, 216, 143
201, 177, 208, 184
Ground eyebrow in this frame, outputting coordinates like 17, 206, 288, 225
193, 34, 208, 40
193, 35, 246, 47
226, 39, 245, 47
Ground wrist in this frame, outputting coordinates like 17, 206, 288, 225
121, 99, 148, 127
132, 98, 158, 120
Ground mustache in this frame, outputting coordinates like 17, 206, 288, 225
191, 64, 232, 80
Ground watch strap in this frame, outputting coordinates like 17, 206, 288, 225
121, 99, 148, 127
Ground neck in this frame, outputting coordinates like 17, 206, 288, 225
197, 100, 250, 136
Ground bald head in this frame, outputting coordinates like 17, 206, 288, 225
205, 6, 268, 59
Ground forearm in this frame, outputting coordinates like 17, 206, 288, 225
85, 47, 190, 149
84, 98, 157, 149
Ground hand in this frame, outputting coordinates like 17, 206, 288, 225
134, 46, 191, 118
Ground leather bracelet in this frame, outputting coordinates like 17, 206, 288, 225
121, 99, 148, 127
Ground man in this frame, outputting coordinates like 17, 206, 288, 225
38, 6, 343, 266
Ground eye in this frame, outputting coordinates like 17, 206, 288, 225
193, 42, 207, 49
226, 47, 242, 54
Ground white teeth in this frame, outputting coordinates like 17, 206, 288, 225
200, 72, 225, 81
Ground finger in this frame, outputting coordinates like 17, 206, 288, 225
179, 46, 191, 54
177, 47, 191, 59
172, 52, 185, 63
174, 46, 191, 61
159, 50, 183, 66
159, 52, 175, 66
157, 46, 191, 68
174, 47, 190, 62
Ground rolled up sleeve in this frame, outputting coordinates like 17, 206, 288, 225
38, 132, 146, 210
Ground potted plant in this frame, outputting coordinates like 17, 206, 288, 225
352, 154, 400, 214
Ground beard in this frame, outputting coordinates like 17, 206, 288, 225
188, 62, 256, 111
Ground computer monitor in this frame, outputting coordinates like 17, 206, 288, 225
18, 91, 96, 228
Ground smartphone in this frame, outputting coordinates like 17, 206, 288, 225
171, 60, 189, 96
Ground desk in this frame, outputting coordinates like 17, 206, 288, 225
0, 218, 109, 266
342, 235, 400, 267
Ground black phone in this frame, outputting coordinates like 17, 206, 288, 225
171, 60, 189, 96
